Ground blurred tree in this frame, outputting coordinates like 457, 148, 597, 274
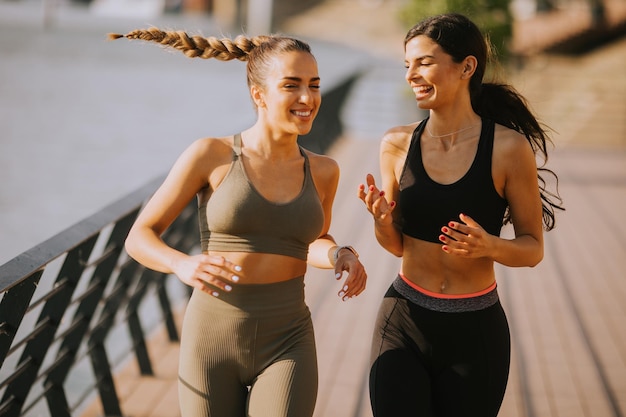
398, 0, 513, 61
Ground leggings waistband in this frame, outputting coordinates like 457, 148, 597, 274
392, 274, 499, 313
189, 275, 307, 317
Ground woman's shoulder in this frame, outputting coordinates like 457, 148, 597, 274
170, 136, 238, 179
302, 148, 339, 173
492, 123, 536, 170
493, 123, 532, 152
381, 121, 422, 155
181, 135, 236, 162
301, 148, 340, 193
188, 135, 234, 153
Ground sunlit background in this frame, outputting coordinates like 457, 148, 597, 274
1, 1, 625, 416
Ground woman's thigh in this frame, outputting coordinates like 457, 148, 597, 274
248, 312, 318, 417
369, 285, 510, 417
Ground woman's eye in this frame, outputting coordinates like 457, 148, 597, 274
310, 85, 320, 90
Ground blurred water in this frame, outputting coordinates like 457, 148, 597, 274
0, 3, 258, 264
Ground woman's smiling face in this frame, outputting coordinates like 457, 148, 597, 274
254, 50, 321, 136
404, 35, 467, 111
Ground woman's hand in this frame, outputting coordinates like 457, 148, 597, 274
438, 213, 495, 259
172, 254, 242, 297
334, 250, 367, 301
358, 173, 395, 225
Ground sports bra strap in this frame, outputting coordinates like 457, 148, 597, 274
233, 133, 243, 158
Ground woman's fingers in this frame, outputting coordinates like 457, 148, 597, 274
335, 255, 367, 301
192, 255, 242, 296
358, 174, 382, 211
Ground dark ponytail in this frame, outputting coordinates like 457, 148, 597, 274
474, 83, 563, 231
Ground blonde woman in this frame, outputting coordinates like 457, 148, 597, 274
110, 28, 367, 417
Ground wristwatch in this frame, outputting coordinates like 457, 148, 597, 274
333, 245, 359, 264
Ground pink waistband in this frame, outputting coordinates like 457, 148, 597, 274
399, 273, 497, 299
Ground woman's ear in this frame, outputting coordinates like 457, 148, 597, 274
461, 55, 478, 79
251, 85, 266, 108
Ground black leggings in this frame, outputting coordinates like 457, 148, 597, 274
369, 276, 510, 417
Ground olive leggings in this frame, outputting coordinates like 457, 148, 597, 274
369, 276, 511, 417
178, 276, 318, 417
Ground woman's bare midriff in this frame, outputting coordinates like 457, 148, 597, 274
206, 251, 308, 284
400, 236, 496, 295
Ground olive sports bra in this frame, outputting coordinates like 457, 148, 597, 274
198, 134, 325, 260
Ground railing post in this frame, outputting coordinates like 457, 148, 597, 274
0, 272, 42, 368
125, 269, 158, 375
156, 279, 180, 342
0, 237, 98, 416
87, 259, 143, 416
43, 380, 72, 417
44, 213, 138, 416
154, 202, 199, 342
89, 343, 124, 417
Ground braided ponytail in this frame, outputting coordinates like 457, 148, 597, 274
108, 27, 313, 93
108, 27, 270, 61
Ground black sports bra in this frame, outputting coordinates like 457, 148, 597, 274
398, 118, 508, 243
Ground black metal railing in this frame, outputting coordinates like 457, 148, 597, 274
0, 175, 198, 417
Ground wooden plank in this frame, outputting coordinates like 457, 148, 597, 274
547, 179, 626, 417
496, 143, 626, 417
148, 383, 182, 417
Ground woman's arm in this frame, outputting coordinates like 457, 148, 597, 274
494, 131, 544, 267
307, 153, 367, 299
359, 129, 407, 257
125, 138, 241, 294
440, 129, 544, 267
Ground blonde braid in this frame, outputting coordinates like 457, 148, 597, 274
108, 27, 271, 61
